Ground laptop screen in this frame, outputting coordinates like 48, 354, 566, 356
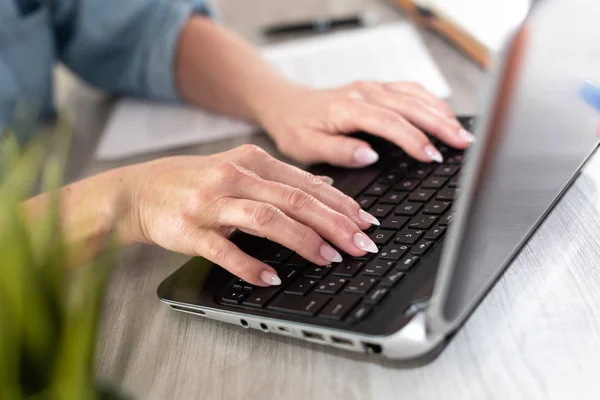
430, 0, 600, 328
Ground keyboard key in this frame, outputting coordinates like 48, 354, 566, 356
425, 225, 446, 240
231, 278, 253, 292
437, 188, 459, 200
378, 171, 404, 184
421, 176, 448, 189
284, 278, 317, 295
407, 215, 438, 229
315, 276, 349, 294
396, 255, 420, 271
393, 159, 414, 171
379, 243, 409, 260
346, 303, 373, 323
408, 166, 434, 179
434, 165, 460, 177
319, 294, 361, 320
381, 215, 409, 230
368, 229, 394, 245
394, 228, 424, 244
242, 286, 282, 307
411, 240, 434, 255
408, 189, 436, 202
365, 287, 389, 305
345, 276, 378, 295
437, 144, 451, 156
263, 247, 293, 264
356, 195, 377, 210
303, 264, 334, 278
439, 212, 455, 226
395, 201, 422, 216
286, 254, 310, 267
220, 289, 248, 304
278, 267, 300, 284
267, 293, 330, 316
332, 260, 365, 277
379, 191, 407, 205
381, 270, 405, 287
446, 153, 463, 164
364, 183, 390, 196
370, 203, 394, 219
394, 179, 419, 192
448, 176, 460, 188
422, 201, 451, 215
363, 259, 395, 277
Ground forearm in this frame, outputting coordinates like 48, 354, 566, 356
175, 16, 299, 123
21, 167, 139, 267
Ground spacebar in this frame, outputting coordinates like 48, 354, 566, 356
333, 168, 381, 199
267, 293, 331, 316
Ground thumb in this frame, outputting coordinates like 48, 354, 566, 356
305, 132, 380, 168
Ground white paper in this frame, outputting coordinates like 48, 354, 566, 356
96, 22, 452, 160
428, 0, 530, 52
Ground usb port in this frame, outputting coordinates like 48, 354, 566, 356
331, 336, 353, 346
302, 331, 325, 341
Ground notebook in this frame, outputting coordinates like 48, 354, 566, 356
95, 21, 451, 160
395, 0, 530, 67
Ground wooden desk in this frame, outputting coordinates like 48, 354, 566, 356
60, 1, 600, 399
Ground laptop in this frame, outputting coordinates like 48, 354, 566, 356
157, 0, 600, 363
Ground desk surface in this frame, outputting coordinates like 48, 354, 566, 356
79, 1, 600, 399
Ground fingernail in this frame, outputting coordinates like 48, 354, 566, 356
359, 209, 380, 226
457, 128, 475, 143
353, 147, 379, 166
319, 244, 343, 263
319, 176, 335, 185
424, 144, 444, 163
353, 232, 378, 253
260, 270, 281, 286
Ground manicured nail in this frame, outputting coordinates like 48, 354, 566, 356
353, 147, 379, 166
353, 232, 378, 253
359, 209, 380, 226
260, 270, 281, 286
457, 128, 475, 143
424, 144, 444, 163
319, 176, 334, 185
319, 244, 343, 263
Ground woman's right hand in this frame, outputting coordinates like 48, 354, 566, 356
122, 144, 380, 287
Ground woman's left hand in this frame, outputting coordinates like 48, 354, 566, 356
257, 81, 474, 168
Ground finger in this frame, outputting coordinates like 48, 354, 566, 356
334, 95, 444, 163
233, 145, 379, 229
359, 90, 474, 149
191, 229, 281, 287
293, 130, 380, 169
383, 82, 455, 117
232, 176, 374, 258
315, 175, 334, 185
218, 199, 379, 266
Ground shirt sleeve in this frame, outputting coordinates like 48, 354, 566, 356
51, 0, 214, 102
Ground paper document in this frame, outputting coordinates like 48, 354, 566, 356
96, 21, 451, 160
426, 0, 530, 53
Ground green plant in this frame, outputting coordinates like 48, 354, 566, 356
0, 120, 124, 399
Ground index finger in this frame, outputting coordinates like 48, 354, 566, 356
242, 155, 380, 230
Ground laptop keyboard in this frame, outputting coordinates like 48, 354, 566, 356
217, 141, 463, 323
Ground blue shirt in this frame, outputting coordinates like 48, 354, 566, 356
0, 0, 212, 139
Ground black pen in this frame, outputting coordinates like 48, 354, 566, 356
263, 12, 379, 37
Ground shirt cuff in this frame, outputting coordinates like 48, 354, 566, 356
145, 0, 215, 103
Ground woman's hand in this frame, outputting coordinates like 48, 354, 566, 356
256, 81, 474, 167
123, 145, 380, 286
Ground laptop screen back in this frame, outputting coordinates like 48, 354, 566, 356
430, 0, 600, 328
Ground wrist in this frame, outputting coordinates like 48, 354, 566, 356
249, 81, 311, 139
